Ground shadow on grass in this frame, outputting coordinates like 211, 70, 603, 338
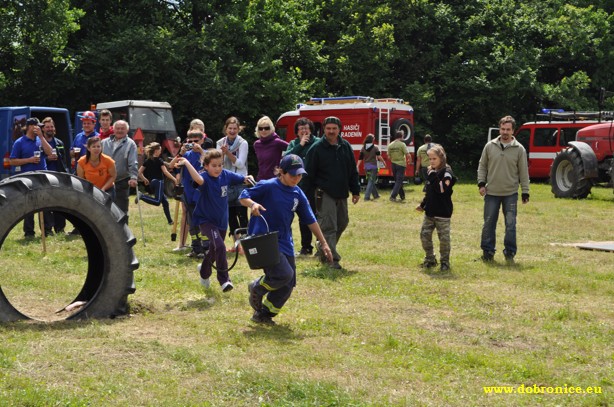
420, 268, 459, 280
474, 257, 534, 272
300, 264, 357, 281
178, 296, 217, 311
243, 322, 303, 342
1, 315, 127, 331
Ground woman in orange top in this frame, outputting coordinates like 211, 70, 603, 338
77, 136, 116, 192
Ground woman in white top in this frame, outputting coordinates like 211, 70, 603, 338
216, 116, 249, 242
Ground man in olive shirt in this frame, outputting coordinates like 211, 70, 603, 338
415, 134, 432, 184
303, 116, 360, 269
387, 130, 410, 202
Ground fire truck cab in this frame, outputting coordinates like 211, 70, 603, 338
275, 96, 415, 181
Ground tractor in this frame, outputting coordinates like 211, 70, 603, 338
550, 120, 614, 198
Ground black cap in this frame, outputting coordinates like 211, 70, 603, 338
25, 117, 41, 126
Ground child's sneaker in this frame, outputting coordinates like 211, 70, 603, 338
197, 264, 210, 288
221, 281, 234, 292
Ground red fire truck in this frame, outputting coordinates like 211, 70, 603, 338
275, 96, 415, 181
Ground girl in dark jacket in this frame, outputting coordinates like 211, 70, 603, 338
416, 144, 456, 271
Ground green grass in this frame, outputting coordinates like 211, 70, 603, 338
0, 182, 613, 406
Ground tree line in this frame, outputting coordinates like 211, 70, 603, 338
1, 0, 613, 170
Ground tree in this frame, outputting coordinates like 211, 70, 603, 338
0, 0, 83, 104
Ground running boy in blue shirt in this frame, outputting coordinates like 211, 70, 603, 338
239, 154, 333, 324
178, 150, 254, 292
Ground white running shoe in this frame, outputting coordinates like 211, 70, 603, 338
221, 281, 234, 293
197, 264, 210, 289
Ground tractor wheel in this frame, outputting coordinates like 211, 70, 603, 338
550, 149, 593, 199
0, 171, 138, 322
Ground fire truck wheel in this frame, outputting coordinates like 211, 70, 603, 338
392, 119, 414, 144
550, 148, 592, 199
0, 171, 138, 322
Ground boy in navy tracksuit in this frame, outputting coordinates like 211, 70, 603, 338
240, 154, 333, 324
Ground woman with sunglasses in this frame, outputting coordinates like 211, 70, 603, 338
253, 116, 288, 181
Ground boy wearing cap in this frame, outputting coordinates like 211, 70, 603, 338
302, 116, 360, 269
9, 117, 54, 237
240, 154, 333, 324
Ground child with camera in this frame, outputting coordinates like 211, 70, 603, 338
177, 149, 254, 292
169, 130, 210, 257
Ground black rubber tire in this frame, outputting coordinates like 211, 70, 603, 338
550, 149, 593, 199
392, 118, 414, 145
0, 171, 138, 322
164, 176, 177, 198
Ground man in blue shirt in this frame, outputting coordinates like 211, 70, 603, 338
9, 117, 54, 237
71, 111, 99, 172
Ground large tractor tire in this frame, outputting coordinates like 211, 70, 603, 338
550, 146, 594, 199
0, 171, 138, 322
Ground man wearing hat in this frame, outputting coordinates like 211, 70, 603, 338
303, 116, 360, 269
9, 117, 54, 237
71, 110, 99, 168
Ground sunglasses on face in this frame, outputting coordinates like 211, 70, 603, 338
258, 126, 271, 131
187, 139, 200, 143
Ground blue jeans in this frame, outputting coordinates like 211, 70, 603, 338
481, 194, 518, 257
364, 168, 380, 200
390, 164, 406, 200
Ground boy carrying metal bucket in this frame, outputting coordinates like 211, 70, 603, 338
240, 154, 333, 325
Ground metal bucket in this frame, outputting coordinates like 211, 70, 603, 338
239, 216, 280, 270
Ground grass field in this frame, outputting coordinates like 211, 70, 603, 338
0, 181, 613, 406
